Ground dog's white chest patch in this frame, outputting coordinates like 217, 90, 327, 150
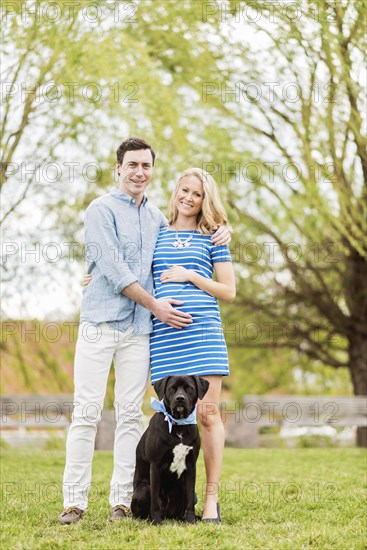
169, 443, 193, 478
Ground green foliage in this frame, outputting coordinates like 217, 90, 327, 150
0, 438, 11, 451
0, 320, 352, 398
227, 345, 298, 399
0, 321, 74, 394
44, 436, 67, 451
295, 435, 337, 449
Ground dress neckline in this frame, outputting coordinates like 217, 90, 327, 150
165, 227, 200, 233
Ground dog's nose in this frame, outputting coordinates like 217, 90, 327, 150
175, 394, 185, 402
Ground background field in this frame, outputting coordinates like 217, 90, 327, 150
1, 448, 366, 549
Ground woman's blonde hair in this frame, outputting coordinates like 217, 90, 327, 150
168, 168, 229, 235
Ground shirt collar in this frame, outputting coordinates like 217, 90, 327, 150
110, 186, 148, 206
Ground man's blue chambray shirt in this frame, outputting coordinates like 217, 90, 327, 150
80, 187, 167, 334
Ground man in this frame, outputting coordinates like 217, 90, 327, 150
59, 137, 230, 524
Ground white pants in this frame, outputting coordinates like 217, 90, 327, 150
62, 322, 150, 510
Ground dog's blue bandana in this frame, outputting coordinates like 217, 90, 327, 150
150, 398, 197, 433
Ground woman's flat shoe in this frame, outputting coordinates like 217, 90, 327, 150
202, 503, 221, 523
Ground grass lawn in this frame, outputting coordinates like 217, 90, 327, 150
1, 448, 366, 549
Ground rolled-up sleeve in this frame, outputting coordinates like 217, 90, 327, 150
85, 203, 138, 294
160, 214, 169, 228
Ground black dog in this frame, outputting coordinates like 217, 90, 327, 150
131, 375, 209, 525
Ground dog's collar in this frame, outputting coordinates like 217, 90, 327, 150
150, 397, 197, 434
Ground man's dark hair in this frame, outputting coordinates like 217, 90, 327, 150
116, 137, 156, 166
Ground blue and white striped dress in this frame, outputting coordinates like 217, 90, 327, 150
150, 227, 232, 383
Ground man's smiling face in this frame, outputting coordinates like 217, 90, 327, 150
117, 149, 154, 201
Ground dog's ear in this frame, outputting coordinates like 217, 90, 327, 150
154, 376, 170, 400
194, 376, 210, 400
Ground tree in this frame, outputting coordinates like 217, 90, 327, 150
205, 0, 366, 444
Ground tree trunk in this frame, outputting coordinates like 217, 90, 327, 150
345, 245, 367, 447
349, 335, 367, 447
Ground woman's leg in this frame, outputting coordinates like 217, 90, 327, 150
197, 375, 224, 519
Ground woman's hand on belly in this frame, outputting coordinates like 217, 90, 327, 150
160, 265, 193, 283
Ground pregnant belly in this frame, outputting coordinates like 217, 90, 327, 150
154, 285, 221, 323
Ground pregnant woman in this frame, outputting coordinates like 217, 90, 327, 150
150, 168, 235, 522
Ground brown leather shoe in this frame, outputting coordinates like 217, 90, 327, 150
59, 506, 84, 525
109, 504, 131, 521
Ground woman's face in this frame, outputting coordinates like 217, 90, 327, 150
175, 175, 204, 220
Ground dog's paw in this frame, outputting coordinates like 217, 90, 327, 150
184, 510, 196, 524
151, 514, 163, 526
